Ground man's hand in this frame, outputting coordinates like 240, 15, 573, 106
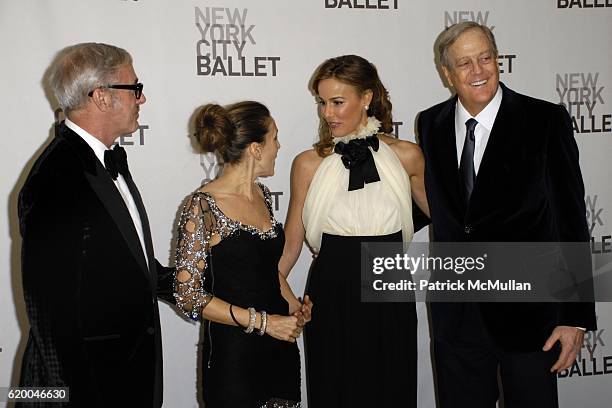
542, 325, 584, 372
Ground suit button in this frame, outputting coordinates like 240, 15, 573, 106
147, 327, 155, 335
464, 225, 472, 234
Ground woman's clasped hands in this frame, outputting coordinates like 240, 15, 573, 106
267, 295, 313, 343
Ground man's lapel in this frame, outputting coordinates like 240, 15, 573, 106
433, 97, 467, 215
470, 83, 521, 208
59, 124, 151, 281
123, 173, 156, 280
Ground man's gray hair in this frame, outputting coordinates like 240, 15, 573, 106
437, 22, 498, 69
48, 43, 132, 113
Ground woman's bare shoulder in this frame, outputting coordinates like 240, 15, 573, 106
378, 134, 424, 176
378, 134, 421, 157
293, 148, 325, 173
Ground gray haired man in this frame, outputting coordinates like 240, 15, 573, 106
18, 43, 174, 407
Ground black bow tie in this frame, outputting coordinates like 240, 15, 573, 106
104, 145, 130, 180
334, 135, 381, 191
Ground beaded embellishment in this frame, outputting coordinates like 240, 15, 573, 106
260, 398, 301, 408
173, 182, 280, 320
201, 182, 280, 241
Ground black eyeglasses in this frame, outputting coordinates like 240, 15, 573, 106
88, 83, 144, 99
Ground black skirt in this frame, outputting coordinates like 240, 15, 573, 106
304, 231, 417, 407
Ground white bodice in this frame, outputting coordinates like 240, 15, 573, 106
302, 139, 414, 253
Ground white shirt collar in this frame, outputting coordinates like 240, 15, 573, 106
65, 118, 110, 166
456, 85, 502, 132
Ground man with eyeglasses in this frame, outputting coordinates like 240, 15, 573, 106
17, 43, 174, 407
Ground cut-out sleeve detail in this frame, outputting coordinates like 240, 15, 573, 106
174, 193, 215, 320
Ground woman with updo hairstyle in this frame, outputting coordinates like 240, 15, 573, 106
278, 55, 429, 406
174, 101, 311, 407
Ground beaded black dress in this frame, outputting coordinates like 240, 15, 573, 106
174, 183, 301, 408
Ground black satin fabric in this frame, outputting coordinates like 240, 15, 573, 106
304, 231, 417, 407
202, 226, 300, 407
334, 135, 381, 191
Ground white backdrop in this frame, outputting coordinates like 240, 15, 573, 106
1, 1, 611, 407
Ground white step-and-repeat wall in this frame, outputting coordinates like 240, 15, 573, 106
1, 1, 610, 407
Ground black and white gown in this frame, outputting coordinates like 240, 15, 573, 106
174, 183, 301, 408
302, 119, 417, 407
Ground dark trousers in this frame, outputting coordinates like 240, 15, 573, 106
433, 304, 560, 408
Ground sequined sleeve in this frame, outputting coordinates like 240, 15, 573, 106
174, 193, 215, 320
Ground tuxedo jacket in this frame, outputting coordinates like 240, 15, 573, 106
417, 83, 596, 351
17, 123, 175, 407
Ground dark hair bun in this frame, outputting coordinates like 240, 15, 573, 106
193, 104, 235, 154
192, 100, 271, 164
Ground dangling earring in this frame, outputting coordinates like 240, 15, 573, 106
364, 105, 369, 111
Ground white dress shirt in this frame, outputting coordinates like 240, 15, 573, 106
454, 86, 503, 173
65, 119, 149, 268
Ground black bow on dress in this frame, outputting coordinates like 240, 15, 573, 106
334, 135, 381, 191
104, 145, 130, 180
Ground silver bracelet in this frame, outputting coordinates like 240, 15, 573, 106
258, 310, 268, 336
244, 307, 256, 334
